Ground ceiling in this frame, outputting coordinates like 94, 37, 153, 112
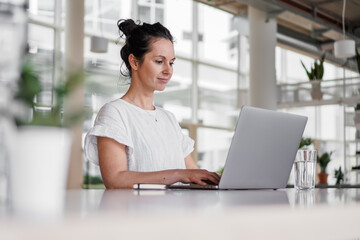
195, 0, 360, 69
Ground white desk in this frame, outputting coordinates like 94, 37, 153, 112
1, 188, 360, 239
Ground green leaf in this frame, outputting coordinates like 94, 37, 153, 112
299, 137, 312, 149
15, 59, 42, 108
318, 53, 325, 80
314, 61, 320, 79
356, 46, 360, 74
355, 104, 360, 111
300, 53, 325, 81
334, 166, 344, 185
318, 151, 333, 173
301, 60, 313, 80
15, 60, 85, 127
319, 53, 325, 64
216, 167, 224, 175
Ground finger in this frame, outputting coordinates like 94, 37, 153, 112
195, 171, 219, 184
200, 178, 218, 185
201, 170, 219, 177
200, 173, 219, 185
210, 172, 221, 181
195, 179, 207, 185
190, 170, 219, 185
205, 172, 221, 182
206, 175, 220, 184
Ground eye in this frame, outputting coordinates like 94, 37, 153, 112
170, 62, 175, 67
155, 60, 163, 64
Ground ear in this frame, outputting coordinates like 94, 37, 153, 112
128, 54, 139, 71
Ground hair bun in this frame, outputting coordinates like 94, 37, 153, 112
117, 19, 173, 78
117, 19, 138, 38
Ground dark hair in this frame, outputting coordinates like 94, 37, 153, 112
117, 19, 174, 78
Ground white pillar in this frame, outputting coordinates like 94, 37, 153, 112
65, 0, 84, 189
65, 0, 84, 74
190, 1, 199, 163
248, 7, 277, 110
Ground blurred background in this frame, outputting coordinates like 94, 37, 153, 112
1, 0, 360, 193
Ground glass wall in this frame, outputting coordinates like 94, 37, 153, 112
277, 46, 359, 184
165, 0, 192, 57
198, 64, 238, 128
28, 0, 55, 24
197, 127, 233, 171
81, 0, 241, 184
198, 4, 237, 68
27, 0, 360, 186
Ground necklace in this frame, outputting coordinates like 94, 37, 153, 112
123, 97, 158, 122
146, 109, 158, 122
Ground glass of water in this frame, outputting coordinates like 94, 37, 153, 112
294, 149, 317, 190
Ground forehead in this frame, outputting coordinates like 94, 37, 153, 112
148, 38, 174, 58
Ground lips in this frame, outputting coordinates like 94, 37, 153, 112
158, 78, 169, 83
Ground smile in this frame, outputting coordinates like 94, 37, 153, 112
158, 78, 169, 83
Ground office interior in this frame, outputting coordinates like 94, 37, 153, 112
1, 0, 360, 238
18, 0, 360, 187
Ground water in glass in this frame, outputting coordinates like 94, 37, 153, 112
294, 160, 316, 189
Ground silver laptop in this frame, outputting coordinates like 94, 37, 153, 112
169, 105, 308, 190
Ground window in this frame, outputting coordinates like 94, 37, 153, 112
138, 0, 164, 24
198, 64, 238, 128
197, 127, 233, 172
28, 0, 55, 24
85, 0, 130, 39
198, 4, 237, 68
165, 0, 193, 57
27, 24, 55, 107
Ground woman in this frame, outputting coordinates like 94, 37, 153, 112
84, 19, 220, 189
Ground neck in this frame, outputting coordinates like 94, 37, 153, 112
122, 86, 155, 110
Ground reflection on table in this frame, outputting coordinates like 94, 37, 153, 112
1, 188, 360, 239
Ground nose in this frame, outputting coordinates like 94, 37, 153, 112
163, 62, 173, 75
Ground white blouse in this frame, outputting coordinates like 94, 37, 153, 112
84, 99, 194, 172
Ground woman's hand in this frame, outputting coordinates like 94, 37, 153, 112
97, 137, 220, 188
176, 169, 220, 185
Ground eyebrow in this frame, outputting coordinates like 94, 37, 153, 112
155, 55, 176, 61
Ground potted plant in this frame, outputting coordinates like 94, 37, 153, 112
14, 59, 84, 126
317, 151, 333, 184
334, 166, 344, 185
300, 54, 325, 100
354, 104, 360, 130
356, 45, 360, 74
9, 58, 84, 218
356, 46, 360, 97
299, 137, 312, 149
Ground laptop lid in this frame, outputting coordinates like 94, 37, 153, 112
219, 106, 307, 189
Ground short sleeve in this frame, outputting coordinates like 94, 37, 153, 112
181, 133, 195, 158
84, 103, 133, 165
167, 111, 194, 158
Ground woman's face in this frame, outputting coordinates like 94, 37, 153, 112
134, 38, 175, 92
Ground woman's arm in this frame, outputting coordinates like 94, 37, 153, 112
97, 137, 220, 189
184, 154, 199, 169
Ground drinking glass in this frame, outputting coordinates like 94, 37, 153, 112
294, 149, 317, 190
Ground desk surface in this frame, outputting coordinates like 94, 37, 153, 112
1, 188, 360, 239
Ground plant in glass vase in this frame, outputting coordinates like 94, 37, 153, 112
300, 54, 325, 101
